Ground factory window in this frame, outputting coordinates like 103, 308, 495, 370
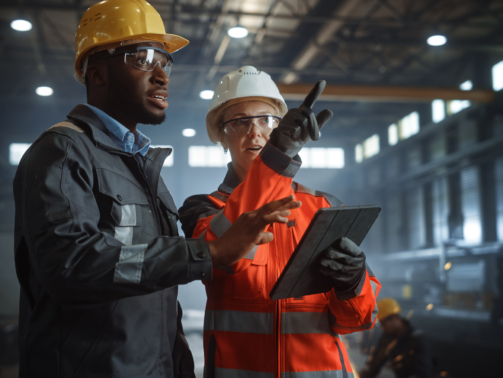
461, 166, 482, 244
460, 80, 473, 91
355, 144, 363, 163
9, 143, 31, 165
447, 100, 471, 115
188, 146, 231, 167
432, 178, 449, 246
492, 60, 503, 91
298, 147, 344, 169
150, 145, 174, 166
363, 134, 380, 159
496, 158, 503, 241
399, 111, 420, 140
388, 124, 398, 146
432, 99, 446, 123
387, 112, 420, 146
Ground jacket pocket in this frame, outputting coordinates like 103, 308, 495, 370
96, 168, 149, 245
228, 245, 269, 301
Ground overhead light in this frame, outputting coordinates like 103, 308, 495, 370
444, 262, 452, 271
182, 128, 196, 137
11, 19, 32, 31
427, 35, 447, 46
36, 86, 53, 96
228, 27, 248, 39
460, 80, 473, 91
199, 90, 214, 100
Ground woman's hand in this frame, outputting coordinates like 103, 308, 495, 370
208, 195, 301, 267
269, 80, 333, 158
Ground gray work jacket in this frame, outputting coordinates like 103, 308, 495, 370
13, 104, 211, 378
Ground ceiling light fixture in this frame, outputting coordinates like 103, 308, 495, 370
182, 128, 196, 137
11, 19, 32, 31
36, 86, 53, 96
199, 90, 214, 100
427, 35, 447, 46
228, 27, 248, 39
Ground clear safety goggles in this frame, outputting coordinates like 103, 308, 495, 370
221, 115, 282, 136
92, 46, 174, 77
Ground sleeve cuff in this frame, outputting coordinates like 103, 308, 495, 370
260, 142, 301, 178
334, 269, 366, 301
186, 239, 213, 281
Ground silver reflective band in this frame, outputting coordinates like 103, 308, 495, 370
212, 368, 274, 378
370, 279, 378, 297
204, 310, 273, 334
282, 371, 351, 378
115, 226, 133, 246
210, 210, 233, 238
114, 243, 148, 284
114, 204, 138, 245
119, 204, 137, 226
244, 245, 258, 260
281, 312, 338, 337
48, 121, 84, 133
198, 229, 207, 240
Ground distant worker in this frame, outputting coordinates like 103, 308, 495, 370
179, 66, 381, 377
360, 298, 432, 378
12, 1, 299, 377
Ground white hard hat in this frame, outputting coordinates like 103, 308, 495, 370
206, 66, 288, 144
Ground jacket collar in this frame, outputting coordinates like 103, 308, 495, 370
218, 162, 242, 195
66, 104, 172, 161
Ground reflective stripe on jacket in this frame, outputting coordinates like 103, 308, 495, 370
179, 142, 381, 378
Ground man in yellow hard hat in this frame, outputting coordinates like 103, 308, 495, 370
13, 1, 301, 377
359, 298, 433, 378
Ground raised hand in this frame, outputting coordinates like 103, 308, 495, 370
269, 80, 333, 157
208, 195, 302, 267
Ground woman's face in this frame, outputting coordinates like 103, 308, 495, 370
219, 100, 278, 175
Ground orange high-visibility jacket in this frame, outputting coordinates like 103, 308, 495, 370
179, 143, 381, 378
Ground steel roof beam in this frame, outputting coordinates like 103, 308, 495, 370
276, 83, 495, 103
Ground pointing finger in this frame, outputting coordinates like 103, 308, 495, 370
301, 80, 326, 110
309, 109, 333, 141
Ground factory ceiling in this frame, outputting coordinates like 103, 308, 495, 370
1, 0, 502, 141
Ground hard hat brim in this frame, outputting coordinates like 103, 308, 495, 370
75, 33, 189, 76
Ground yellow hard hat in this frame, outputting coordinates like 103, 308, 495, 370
75, 0, 189, 76
377, 297, 401, 322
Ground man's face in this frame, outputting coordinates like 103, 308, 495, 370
104, 42, 169, 125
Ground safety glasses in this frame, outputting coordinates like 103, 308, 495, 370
92, 46, 174, 77
222, 115, 282, 136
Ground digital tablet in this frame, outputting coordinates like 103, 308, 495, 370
269, 205, 381, 300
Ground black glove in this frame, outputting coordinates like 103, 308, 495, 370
269, 80, 333, 158
319, 237, 366, 293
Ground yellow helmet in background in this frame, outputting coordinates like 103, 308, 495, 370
377, 297, 401, 322
74, 0, 189, 77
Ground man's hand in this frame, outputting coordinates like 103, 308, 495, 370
319, 237, 366, 292
208, 195, 301, 267
269, 80, 333, 158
